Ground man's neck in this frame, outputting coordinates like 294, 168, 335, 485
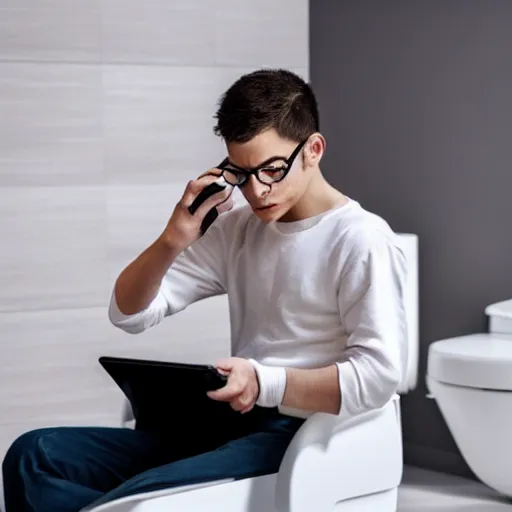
279, 172, 348, 223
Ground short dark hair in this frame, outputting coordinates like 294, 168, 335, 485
213, 69, 319, 144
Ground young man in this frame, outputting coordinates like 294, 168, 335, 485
2, 69, 408, 512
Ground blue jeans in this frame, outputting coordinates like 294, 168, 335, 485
2, 406, 304, 512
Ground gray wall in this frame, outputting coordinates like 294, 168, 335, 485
0, 0, 308, 502
310, 0, 512, 477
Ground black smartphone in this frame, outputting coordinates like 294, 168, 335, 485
188, 180, 227, 235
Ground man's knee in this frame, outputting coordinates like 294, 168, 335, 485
2, 427, 61, 475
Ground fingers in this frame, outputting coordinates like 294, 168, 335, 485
180, 172, 223, 208
208, 379, 244, 402
233, 391, 255, 414
207, 382, 255, 413
180, 171, 234, 221
207, 359, 258, 413
194, 183, 233, 220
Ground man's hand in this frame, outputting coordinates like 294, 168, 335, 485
161, 170, 234, 251
207, 357, 260, 414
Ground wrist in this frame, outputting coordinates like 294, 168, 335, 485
157, 230, 188, 255
249, 359, 287, 408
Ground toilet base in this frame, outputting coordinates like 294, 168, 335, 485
427, 375, 512, 497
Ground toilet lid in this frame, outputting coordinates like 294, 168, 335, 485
427, 333, 512, 390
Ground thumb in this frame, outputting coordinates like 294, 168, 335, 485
215, 358, 236, 372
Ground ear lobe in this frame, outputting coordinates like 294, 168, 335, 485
309, 135, 325, 164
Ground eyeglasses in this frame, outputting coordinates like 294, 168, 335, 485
216, 138, 308, 187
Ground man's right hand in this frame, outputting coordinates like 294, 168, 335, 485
161, 170, 234, 250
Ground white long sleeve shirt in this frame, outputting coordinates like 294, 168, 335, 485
109, 198, 409, 420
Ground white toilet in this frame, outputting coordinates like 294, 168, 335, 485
426, 298, 512, 497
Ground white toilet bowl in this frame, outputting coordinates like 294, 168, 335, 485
426, 298, 512, 497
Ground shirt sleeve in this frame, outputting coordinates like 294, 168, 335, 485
108, 221, 228, 335
336, 229, 409, 419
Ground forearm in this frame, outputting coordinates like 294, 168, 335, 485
114, 235, 184, 315
282, 364, 341, 415
253, 356, 399, 417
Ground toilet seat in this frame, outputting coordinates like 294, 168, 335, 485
427, 333, 512, 391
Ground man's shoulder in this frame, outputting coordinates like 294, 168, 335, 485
330, 200, 403, 259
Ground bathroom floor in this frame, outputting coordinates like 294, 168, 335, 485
399, 466, 512, 511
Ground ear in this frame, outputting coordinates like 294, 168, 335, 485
303, 133, 326, 167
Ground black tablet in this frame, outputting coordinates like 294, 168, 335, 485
99, 356, 232, 432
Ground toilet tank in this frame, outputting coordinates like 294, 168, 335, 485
485, 299, 512, 334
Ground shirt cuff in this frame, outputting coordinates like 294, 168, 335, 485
336, 360, 359, 420
107, 290, 167, 334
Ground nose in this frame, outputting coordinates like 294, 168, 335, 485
245, 174, 270, 199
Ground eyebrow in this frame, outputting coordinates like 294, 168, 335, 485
226, 155, 287, 171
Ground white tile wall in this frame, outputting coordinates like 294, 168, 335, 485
0, 0, 101, 63
0, 1, 308, 504
100, 0, 216, 66
0, 186, 109, 312
103, 65, 226, 185
0, 62, 103, 186
215, 0, 309, 68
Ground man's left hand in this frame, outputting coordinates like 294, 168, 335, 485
207, 357, 259, 414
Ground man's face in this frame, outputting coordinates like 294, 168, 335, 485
224, 129, 309, 222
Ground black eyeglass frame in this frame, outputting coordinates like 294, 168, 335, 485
215, 138, 309, 187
